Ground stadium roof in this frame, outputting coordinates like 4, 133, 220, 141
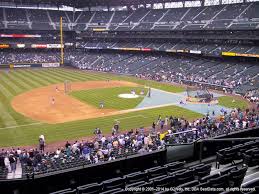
1, 0, 200, 8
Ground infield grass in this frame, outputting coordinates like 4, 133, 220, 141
70, 86, 148, 110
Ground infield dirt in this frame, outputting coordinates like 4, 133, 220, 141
11, 81, 139, 124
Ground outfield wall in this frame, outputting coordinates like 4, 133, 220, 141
0, 63, 60, 69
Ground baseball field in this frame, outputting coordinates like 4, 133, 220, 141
0, 68, 249, 147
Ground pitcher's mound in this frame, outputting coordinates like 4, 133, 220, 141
118, 93, 140, 99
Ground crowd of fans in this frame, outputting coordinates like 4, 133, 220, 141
244, 90, 259, 103
0, 50, 59, 65
0, 107, 258, 176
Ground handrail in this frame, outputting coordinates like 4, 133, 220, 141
165, 138, 201, 147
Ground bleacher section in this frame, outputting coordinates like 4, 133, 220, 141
66, 51, 258, 91
0, 2, 259, 31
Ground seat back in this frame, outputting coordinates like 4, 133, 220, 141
228, 166, 248, 187
178, 180, 199, 188
175, 170, 194, 185
208, 174, 228, 188
102, 177, 125, 191
220, 166, 237, 175
146, 166, 167, 179
77, 183, 103, 194
125, 171, 147, 184
192, 164, 212, 178
200, 173, 220, 183
153, 175, 175, 187
165, 161, 185, 173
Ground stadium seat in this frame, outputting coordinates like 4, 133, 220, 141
149, 174, 168, 182
125, 180, 146, 188
228, 166, 248, 187
216, 148, 236, 168
174, 169, 195, 185
153, 175, 175, 187
242, 177, 259, 194
145, 166, 168, 179
165, 161, 186, 173
220, 166, 238, 175
49, 188, 76, 194
243, 149, 259, 167
190, 163, 212, 179
178, 179, 199, 188
125, 171, 148, 184
208, 174, 228, 188
102, 177, 126, 191
77, 183, 103, 194
200, 173, 220, 183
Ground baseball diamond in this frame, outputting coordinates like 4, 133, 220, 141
0, 1, 258, 193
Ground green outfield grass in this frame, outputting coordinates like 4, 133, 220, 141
70, 86, 148, 110
218, 96, 249, 109
0, 68, 191, 147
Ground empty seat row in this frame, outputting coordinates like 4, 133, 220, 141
216, 140, 259, 168
50, 164, 250, 194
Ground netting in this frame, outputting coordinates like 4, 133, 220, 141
64, 80, 71, 94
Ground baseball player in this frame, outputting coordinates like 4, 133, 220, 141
51, 96, 55, 105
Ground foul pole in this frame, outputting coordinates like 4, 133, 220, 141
60, 17, 64, 65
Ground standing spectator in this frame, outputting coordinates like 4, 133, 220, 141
114, 121, 120, 134
4, 154, 11, 173
9, 154, 16, 173
39, 137, 45, 152
94, 128, 102, 138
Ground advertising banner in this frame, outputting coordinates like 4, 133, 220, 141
42, 63, 60, 68
235, 53, 259, 58
141, 48, 152, 51
16, 44, 26, 48
13, 64, 31, 68
190, 50, 202, 54
46, 44, 64, 48
31, 44, 47, 48
0, 44, 10, 48
0, 34, 41, 38
222, 52, 236, 56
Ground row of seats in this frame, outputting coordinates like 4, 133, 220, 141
1, 2, 259, 31
23, 146, 142, 176
50, 161, 251, 194
216, 140, 259, 168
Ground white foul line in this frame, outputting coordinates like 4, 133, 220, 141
0, 122, 43, 130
